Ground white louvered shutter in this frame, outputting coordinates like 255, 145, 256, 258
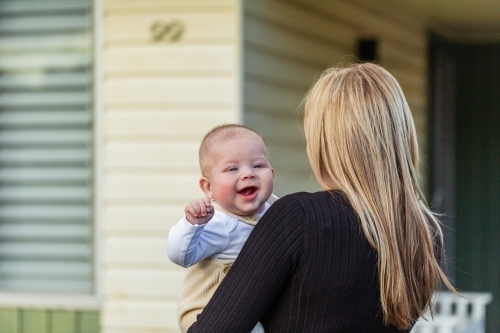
0, 0, 94, 294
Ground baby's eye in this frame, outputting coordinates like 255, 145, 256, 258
253, 164, 263, 169
228, 167, 238, 172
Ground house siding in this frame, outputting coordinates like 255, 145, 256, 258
0, 1, 430, 332
100, 0, 429, 332
101, 0, 241, 332
243, 0, 429, 195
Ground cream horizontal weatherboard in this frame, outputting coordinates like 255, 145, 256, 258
104, 240, 179, 274
105, 111, 234, 137
106, 45, 236, 73
105, 0, 235, 7
105, 78, 238, 105
105, 13, 237, 43
103, 301, 178, 331
105, 206, 187, 232
105, 270, 183, 299
102, 0, 241, 332
106, 142, 199, 169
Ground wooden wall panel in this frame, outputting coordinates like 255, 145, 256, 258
244, 0, 429, 196
245, 81, 304, 115
104, 238, 174, 267
0, 309, 99, 333
106, 45, 236, 73
245, 17, 352, 67
268, 145, 311, 174
105, 143, 199, 173
102, 0, 240, 332
102, 301, 177, 332
104, 111, 233, 137
105, 78, 237, 105
300, 0, 425, 50
105, 0, 234, 8
104, 270, 183, 299
23, 310, 48, 333
101, 0, 429, 332
274, 173, 323, 196
104, 206, 184, 232
245, 113, 304, 145
105, 175, 202, 202
245, 48, 319, 89
245, 1, 356, 47
105, 13, 236, 43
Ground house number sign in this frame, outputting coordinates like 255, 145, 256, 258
150, 19, 185, 43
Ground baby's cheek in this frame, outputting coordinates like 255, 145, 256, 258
213, 183, 235, 202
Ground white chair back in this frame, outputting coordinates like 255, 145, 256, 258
411, 292, 492, 333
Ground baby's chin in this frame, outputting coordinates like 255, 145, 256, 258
219, 203, 265, 217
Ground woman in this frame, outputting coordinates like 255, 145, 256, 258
187, 63, 455, 332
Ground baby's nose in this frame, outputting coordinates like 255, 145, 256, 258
241, 168, 256, 179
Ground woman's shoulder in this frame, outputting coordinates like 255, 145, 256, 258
279, 190, 348, 206
271, 190, 350, 216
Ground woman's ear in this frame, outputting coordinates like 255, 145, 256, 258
199, 177, 213, 199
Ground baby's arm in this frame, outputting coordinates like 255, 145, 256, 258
167, 197, 229, 267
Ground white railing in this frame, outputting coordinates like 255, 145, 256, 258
411, 292, 493, 333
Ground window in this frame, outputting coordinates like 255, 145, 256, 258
0, 0, 94, 294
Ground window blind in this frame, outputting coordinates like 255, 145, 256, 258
0, 0, 94, 294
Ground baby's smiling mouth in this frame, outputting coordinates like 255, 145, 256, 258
237, 186, 258, 196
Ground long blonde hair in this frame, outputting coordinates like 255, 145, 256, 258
304, 63, 455, 329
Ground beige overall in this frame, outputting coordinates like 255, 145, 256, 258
177, 195, 278, 333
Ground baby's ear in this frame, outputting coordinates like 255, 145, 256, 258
199, 177, 213, 199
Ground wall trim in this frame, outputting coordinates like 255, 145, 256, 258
431, 24, 500, 43
93, 0, 105, 308
236, 0, 244, 123
0, 293, 100, 311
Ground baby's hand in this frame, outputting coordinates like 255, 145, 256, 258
184, 196, 214, 225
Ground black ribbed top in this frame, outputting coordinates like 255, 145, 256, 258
187, 191, 409, 333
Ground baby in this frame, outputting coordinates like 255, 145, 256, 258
167, 124, 277, 333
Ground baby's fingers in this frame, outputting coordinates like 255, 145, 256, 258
202, 196, 213, 213
184, 200, 205, 217
202, 196, 211, 206
195, 198, 211, 216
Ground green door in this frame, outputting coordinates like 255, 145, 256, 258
431, 38, 500, 332
455, 44, 500, 333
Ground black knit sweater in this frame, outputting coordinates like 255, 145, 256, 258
187, 191, 409, 333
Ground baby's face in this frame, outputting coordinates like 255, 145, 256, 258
203, 137, 274, 216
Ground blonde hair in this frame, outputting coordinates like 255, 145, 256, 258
199, 124, 270, 177
304, 63, 455, 329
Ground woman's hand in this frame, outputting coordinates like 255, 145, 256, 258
185, 196, 214, 225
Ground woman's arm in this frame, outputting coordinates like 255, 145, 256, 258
187, 194, 306, 333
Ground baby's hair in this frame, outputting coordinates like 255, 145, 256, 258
199, 124, 269, 177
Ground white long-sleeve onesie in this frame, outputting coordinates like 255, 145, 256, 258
167, 203, 271, 267
167, 202, 274, 333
